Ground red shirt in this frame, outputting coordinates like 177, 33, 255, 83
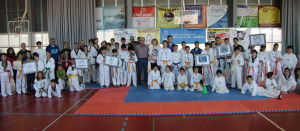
7, 56, 16, 66
60, 55, 72, 70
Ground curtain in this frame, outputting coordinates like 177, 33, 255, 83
47, 0, 96, 49
282, 0, 300, 56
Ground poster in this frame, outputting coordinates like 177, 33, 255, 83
259, 6, 281, 27
207, 5, 228, 28
114, 29, 137, 43
184, 5, 207, 28
160, 28, 206, 44
207, 28, 230, 43
229, 28, 251, 50
103, 7, 125, 29
95, 7, 104, 30
132, 7, 155, 28
157, 6, 180, 28
237, 5, 258, 27
137, 28, 161, 46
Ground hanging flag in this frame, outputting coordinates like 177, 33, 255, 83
132, 7, 155, 28
103, 7, 125, 29
237, 5, 258, 27
259, 5, 280, 27
137, 28, 161, 46
183, 5, 207, 28
157, 6, 180, 28
207, 5, 228, 28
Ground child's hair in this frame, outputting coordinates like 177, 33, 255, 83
174, 45, 178, 48
16, 53, 23, 58
163, 40, 168, 44
121, 37, 126, 41
251, 50, 257, 54
1, 53, 7, 56
128, 46, 133, 51
287, 45, 293, 50
112, 49, 118, 53
50, 79, 56, 83
115, 42, 119, 46
100, 47, 107, 52
273, 43, 279, 50
165, 65, 171, 70
224, 38, 229, 41
194, 41, 199, 44
106, 43, 111, 47
260, 45, 266, 51
267, 72, 274, 79
58, 64, 63, 68
153, 65, 158, 69
234, 47, 240, 51
193, 67, 198, 71
233, 37, 238, 41
294, 68, 300, 80
33, 52, 39, 57
181, 41, 186, 45
36, 41, 42, 45
180, 67, 185, 71
111, 38, 115, 41
46, 50, 51, 54
216, 69, 222, 75
284, 68, 291, 74
185, 46, 190, 49
121, 44, 127, 49
205, 42, 210, 46
247, 75, 253, 79
26, 50, 32, 54
36, 71, 45, 80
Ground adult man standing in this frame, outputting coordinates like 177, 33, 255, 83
17, 43, 28, 58
46, 38, 60, 65
79, 40, 85, 51
128, 36, 139, 49
167, 35, 175, 52
135, 37, 149, 85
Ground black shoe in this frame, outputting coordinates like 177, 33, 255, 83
278, 94, 282, 100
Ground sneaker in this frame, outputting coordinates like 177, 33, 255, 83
278, 94, 282, 100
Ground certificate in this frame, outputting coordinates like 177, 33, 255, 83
105, 56, 119, 67
249, 34, 266, 46
217, 44, 232, 58
75, 58, 89, 69
23, 61, 37, 74
13, 61, 22, 68
195, 55, 210, 66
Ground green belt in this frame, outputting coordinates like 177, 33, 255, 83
121, 59, 127, 70
44, 68, 51, 78
39, 87, 48, 94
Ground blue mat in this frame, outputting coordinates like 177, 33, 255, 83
85, 83, 102, 88
124, 85, 269, 102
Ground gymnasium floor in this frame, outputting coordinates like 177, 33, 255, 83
1, 86, 300, 131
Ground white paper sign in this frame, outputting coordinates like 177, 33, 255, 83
23, 61, 37, 74
105, 56, 119, 67
75, 58, 89, 69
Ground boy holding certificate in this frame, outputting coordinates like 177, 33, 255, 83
23, 51, 35, 93
111, 49, 122, 87
126, 46, 138, 87
14, 54, 26, 94
44, 50, 56, 82
33, 53, 45, 76
67, 59, 83, 91
0, 53, 14, 97
97, 47, 110, 88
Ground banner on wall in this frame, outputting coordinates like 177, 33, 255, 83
137, 28, 161, 46
160, 28, 206, 44
157, 6, 180, 28
113, 29, 137, 43
103, 7, 125, 29
132, 7, 155, 28
259, 6, 281, 27
207, 5, 228, 28
183, 5, 207, 28
95, 7, 104, 30
229, 29, 251, 50
237, 5, 258, 27
207, 29, 230, 43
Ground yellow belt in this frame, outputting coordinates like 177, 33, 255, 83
161, 60, 170, 65
177, 82, 186, 90
68, 74, 78, 84
151, 80, 159, 87
194, 82, 201, 92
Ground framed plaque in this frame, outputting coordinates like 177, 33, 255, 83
249, 34, 266, 46
23, 61, 37, 74
13, 61, 22, 68
75, 58, 89, 69
195, 55, 210, 66
217, 44, 232, 58
105, 56, 119, 67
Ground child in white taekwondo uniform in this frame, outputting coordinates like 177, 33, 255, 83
71, 42, 83, 59
67, 59, 84, 91
201, 43, 215, 87
278, 68, 297, 94
172, 45, 181, 84
126, 46, 138, 87
0, 53, 14, 97
33, 53, 45, 76
269, 43, 283, 79
231, 47, 245, 89
97, 47, 110, 88
247, 50, 260, 82
14, 54, 26, 94
265, 72, 279, 92
90, 41, 99, 83
44, 50, 55, 82
177, 68, 189, 91
282, 46, 298, 74
178, 41, 187, 56
212, 70, 229, 94
242, 75, 282, 99
119, 44, 128, 86
80, 45, 92, 84
111, 49, 122, 87
148, 65, 161, 90
33, 41, 47, 61
157, 40, 172, 75
162, 66, 175, 91
47, 79, 62, 98
190, 67, 203, 92
257, 45, 269, 85
182, 46, 194, 83
34, 71, 48, 97
210, 41, 218, 75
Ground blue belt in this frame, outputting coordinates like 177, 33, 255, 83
173, 62, 181, 70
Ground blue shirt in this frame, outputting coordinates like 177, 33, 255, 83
23, 56, 34, 63
167, 43, 176, 52
190, 48, 203, 55
46, 44, 60, 63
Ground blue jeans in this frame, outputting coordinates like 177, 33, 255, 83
137, 58, 148, 84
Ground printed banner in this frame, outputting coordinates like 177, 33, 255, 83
184, 5, 207, 28
157, 6, 180, 28
137, 28, 161, 46
237, 5, 258, 27
207, 28, 230, 43
132, 7, 155, 28
95, 7, 104, 30
259, 6, 281, 27
229, 29, 251, 50
207, 5, 228, 28
113, 29, 137, 43
103, 7, 125, 29
160, 28, 206, 44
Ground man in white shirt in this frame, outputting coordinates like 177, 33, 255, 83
33, 41, 46, 62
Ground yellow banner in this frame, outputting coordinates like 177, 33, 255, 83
157, 6, 180, 28
137, 28, 161, 46
258, 6, 280, 27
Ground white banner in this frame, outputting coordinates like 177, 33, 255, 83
95, 7, 104, 30
113, 29, 137, 43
